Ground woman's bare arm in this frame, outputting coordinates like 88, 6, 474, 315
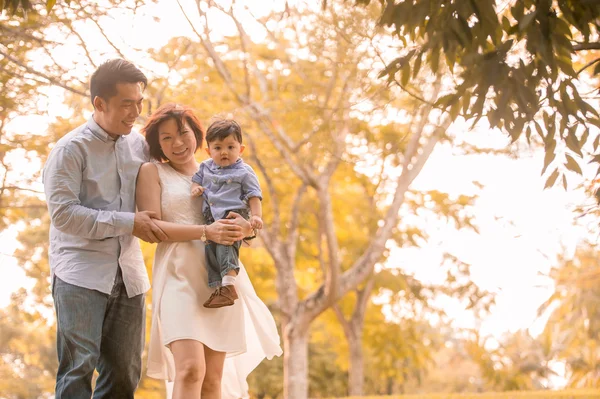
136, 163, 251, 244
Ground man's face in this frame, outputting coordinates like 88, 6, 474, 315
93, 82, 143, 139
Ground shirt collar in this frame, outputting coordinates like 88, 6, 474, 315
88, 116, 125, 143
209, 158, 243, 169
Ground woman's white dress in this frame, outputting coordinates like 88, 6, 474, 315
147, 162, 282, 398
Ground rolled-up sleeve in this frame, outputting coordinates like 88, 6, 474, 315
43, 146, 134, 239
241, 165, 262, 201
192, 164, 204, 185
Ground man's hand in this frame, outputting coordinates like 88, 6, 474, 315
132, 211, 168, 243
204, 211, 252, 245
250, 215, 263, 230
206, 218, 244, 245
191, 185, 205, 197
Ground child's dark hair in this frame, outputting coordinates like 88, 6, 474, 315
90, 59, 147, 107
205, 119, 243, 144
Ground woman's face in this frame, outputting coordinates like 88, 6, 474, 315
157, 118, 197, 164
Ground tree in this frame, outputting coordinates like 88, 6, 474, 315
343, 0, 600, 190
332, 192, 493, 396
538, 243, 600, 387
169, 1, 482, 398
466, 329, 558, 391
0, 2, 165, 396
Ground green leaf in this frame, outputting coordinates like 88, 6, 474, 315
593, 135, 600, 152
46, 0, 56, 13
565, 130, 582, 157
379, 0, 396, 26
534, 121, 545, 140
544, 169, 559, 188
449, 101, 461, 121
589, 119, 600, 129
511, 2, 525, 21
462, 90, 472, 115
412, 52, 422, 79
519, 11, 537, 31
542, 148, 555, 175
554, 17, 572, 38
565, 154, 582, 175
435, 93, 458, 108
431, 46, 440, 74
446, 51, 456, 73
555, 56, 576, 77
501, 16, 512, 33
378, 57, 401, 79
589, 153, 600, 164
401, 61, 411, 87
581, 128, 589, 147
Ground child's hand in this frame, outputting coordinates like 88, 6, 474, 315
191, 186, 205, 197
250, 215, 263, 230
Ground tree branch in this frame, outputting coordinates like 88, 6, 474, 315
179, 0, 318, 187
315, 79, 445, 313
352, 276, 376, 326
77, 3, 127, 59
0, 186, 43, 194
573, 42, 600, 51
246, 135, 281, 237
287, 183, 306, 261
247, 7, 309, 83
316, 185, 340, 310
0, 50, 88, 97
576, 57, 600, 76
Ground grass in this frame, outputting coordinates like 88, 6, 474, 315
344, 390, 600, 399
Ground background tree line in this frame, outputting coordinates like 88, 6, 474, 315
1, 1, 599, 398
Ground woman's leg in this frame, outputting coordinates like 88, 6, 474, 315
201, 345, 227, 399
170, 339, 206, 399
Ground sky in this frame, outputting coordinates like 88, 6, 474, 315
2, 0, 598, 358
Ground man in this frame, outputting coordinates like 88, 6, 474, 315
43, 59, 167, 398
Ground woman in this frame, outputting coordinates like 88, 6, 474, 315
136, 103, 282, 399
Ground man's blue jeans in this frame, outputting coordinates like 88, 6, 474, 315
52, 268, 145, 399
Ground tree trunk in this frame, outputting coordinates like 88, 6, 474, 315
284, 324, 309, 399
348, 333, 364, 396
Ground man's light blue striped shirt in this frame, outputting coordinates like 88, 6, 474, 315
43, 117, 150, 297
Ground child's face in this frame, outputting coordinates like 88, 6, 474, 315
205, 135, 245, 167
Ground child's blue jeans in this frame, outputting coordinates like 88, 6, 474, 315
203, 208, 249, 288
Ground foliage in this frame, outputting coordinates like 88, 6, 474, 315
538, 243, 600, 388
345, 0, 600, 190
466, 330, 557, 392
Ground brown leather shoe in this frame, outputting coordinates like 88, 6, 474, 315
203, 285, 238, 308
203, 289, 220, 308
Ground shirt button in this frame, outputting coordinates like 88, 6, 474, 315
209, 202, 214, 206
226, 179, 232, 184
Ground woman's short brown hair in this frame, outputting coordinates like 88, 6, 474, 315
142, 103, 204, 162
